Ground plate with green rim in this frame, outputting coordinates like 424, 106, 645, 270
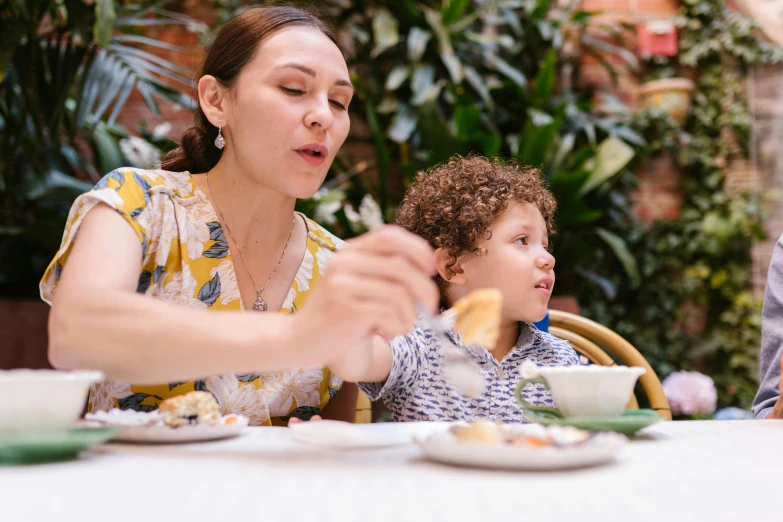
522, 409, 662, 436
0, 427, 118, 465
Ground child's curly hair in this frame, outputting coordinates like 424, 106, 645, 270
395, 154, 556, 283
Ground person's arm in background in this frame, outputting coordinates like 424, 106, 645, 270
754, 234, 783, 418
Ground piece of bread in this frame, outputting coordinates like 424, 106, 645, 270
452, 288, 503, 350
159, 391, 221, 427
451, 421, 503, 444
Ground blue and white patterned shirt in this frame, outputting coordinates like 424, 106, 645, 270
358, 322, 580, 423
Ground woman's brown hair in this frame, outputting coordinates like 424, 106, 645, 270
161, 6, 337, 173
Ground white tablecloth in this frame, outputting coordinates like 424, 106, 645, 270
0, 420, 780, 522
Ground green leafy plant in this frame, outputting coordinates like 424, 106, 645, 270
311, 0, 779, 409
0, 0, 201, 297
12, 0, 769, 411
285, 0, 644, 291
579, 0, 781, 409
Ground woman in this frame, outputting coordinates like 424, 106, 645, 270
40, 6, 438, 426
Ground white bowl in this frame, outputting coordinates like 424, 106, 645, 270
0, 369, 103, 434
520, 362, 646, 418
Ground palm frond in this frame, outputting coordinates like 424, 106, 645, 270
74, 3, 198, 129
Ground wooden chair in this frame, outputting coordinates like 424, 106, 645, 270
548, 310, 672, 420
355, 391, 373, 423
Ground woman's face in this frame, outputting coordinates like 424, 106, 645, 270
220, 26, 352, 198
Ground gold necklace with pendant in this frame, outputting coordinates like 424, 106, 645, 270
206, 172, 295, 312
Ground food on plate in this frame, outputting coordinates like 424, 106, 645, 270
159, 391, 221, 427
223, 414, 240, 425
452, 288, 503, 350
450, 421, 504, 443
450, 422, 592, 447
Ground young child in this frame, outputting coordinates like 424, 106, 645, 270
329, 155, 579, 423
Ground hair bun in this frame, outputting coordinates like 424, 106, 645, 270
161, 115, 222, 173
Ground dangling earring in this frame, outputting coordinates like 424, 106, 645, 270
214, 123, 225, 150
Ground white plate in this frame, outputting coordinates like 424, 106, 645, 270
416, 425, 627, 470
84, 409, 249, 444
111, 421, 248, 443
289, 420, 412, 449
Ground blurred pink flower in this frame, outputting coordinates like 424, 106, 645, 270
662, 371, 718, 416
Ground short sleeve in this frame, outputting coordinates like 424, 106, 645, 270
358, 327, 426, 402
39, 168, 154, 304
328, 371, 344, 396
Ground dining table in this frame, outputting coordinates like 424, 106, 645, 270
0, 419, 779, 522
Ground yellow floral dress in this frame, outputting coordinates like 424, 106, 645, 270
40, 168, 344, 426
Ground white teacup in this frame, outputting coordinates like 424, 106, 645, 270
515, 362, 646, 418
0, 369, 104, 435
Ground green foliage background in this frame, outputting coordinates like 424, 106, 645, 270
2, 0, 779, 410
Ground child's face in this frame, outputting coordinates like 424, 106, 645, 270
451, 201, 555, 323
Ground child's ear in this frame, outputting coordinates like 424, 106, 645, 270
434, 248, 467, 285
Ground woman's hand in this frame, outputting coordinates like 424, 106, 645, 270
289, 225, 438, 368
288, 415, 322, 425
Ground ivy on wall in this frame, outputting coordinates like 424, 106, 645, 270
583, 0, 781, 409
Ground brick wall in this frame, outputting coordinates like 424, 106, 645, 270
115, 0, 211, 139
580, 0, 685, 226
583, 0, 781, 299
580, 0, 679, 102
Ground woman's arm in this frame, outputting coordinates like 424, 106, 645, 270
49, 204, 298, 383
327, 336, 394, 384
49, 205, 438, 384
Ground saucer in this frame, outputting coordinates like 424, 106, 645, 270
522, 409, 662, 436
0, 427, 118, 464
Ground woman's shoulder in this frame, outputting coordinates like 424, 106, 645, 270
95, 167, 198, 200
302, 215, 346, 252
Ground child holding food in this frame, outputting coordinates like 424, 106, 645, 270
328, 155, 579, 422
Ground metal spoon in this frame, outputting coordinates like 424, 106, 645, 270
416, 304, 486, 398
